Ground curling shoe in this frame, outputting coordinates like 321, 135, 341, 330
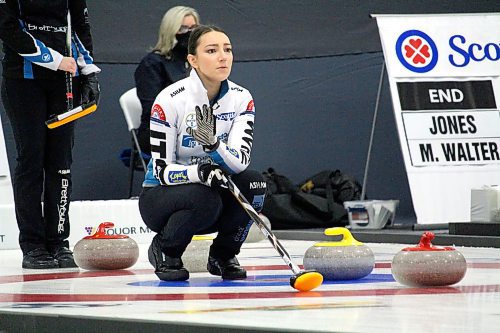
51, 247, 78, 268
22, 248, 59, 269
207, 256, 247, 280
148, 235, 189, 281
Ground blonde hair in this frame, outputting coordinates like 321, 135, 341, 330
153, 6, 200, 58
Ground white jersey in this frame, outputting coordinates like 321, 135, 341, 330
143, 69, 255, 187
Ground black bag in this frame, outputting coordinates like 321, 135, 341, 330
261, 168, 349, 229
299, 169, 363, 204
262, 168, 296, 194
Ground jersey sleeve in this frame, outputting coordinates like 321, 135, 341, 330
0, 0, 63, 71
149, 94, 202, 186
70, 0, 100, 75
207, 91, 255, 174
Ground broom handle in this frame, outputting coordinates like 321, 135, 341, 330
65, 11, 73, 111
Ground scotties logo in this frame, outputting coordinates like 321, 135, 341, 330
396, 30, 438, 73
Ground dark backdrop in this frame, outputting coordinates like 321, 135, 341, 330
90, 0, 498, 63
1, 1, 498, 221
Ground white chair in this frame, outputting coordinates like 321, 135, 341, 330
119, 88, 148, 197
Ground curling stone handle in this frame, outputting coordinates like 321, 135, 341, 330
418, 231, 435, 249
83, 222, 128, 240
94, 222, 115, 238
324, 227, 363, 246
402, 231, 455, 251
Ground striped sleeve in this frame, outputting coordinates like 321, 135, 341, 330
0, 2, 63, 71
149, 94, 201, 186
207, 92, 255, 174
70, 0, 100, 75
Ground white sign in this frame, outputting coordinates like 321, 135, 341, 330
0, 199, 152, 250
373, 13, 500, 224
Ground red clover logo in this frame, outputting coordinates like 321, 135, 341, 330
396, 30, 438, 73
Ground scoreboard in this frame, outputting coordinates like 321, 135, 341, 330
373, 13, 500, 224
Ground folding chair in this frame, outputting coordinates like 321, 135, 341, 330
119, 88, 149, 197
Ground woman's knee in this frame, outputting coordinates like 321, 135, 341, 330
187, 185, 223, 218
231, 169, 267, 212
139, 184, 223, 231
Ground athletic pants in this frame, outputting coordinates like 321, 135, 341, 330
139, 169, 266, 260
1, 77, 80, 254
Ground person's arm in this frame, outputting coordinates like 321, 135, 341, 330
0, 0, 64, 71
135, 55, 173, 127
70, 0, 99, 75
206, 91, 255, 174
70, 0, 100, 105
149, 93, 202, 186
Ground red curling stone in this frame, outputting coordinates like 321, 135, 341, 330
391, 231, 467, 287
73, 222, 139, 270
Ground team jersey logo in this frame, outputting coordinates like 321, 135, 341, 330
41, 53, 52, 62
190, 156, 213, 165
151, 104, 166, 120
226, 146, 239, 158
246, 100, 255, 112
252, 194, 265, 211
216, 112, 236, 121
185, 113, 196, 128
168, 170, 188, 183
182, 135, 197, 148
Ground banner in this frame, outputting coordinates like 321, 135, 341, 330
0, 199, 153, 250
373, 13, 500, 224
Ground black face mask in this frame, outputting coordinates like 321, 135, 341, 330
173, 31, 191, 56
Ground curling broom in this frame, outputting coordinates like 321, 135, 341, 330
46, 102, 97, 129
225, 177, 323, 292
46, 11, 97, 129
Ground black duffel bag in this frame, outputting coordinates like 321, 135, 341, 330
261, 168, 350, 229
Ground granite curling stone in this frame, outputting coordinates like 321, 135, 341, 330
73, 222, 139, 270
181, 235, 214, 272
303, 227, 375, 280
245, 213, 272, 243
391, 231, 467, 287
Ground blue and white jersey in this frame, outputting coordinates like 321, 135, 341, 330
143, 69, 255, 187
0, 0, 99, 80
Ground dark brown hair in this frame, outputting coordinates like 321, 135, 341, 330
188, 25, 227, 55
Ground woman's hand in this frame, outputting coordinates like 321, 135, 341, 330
186, 104, 217, 149
198, 163, 228, 188
58, 57, 77, 76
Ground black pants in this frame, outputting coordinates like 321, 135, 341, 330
139, 169, 266, 260
1, 77, 80, 254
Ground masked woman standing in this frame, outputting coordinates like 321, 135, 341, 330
135, 6, 200, 155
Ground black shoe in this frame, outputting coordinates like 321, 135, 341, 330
148, 235, 189, 281
22, 248, 59, 269
51, 247, 78, 268
207, 256, 247, 280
